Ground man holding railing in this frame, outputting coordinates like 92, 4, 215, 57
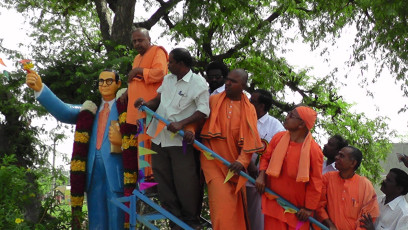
200, 69, 263, 230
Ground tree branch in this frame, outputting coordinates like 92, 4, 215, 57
202, 23, 218, 58
134, 0, 182, 29
162, 13, 175, 29
213, 7, 286, 60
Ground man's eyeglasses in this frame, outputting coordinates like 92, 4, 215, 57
98, 78, 115, 86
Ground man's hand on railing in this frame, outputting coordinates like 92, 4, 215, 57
183, 130, 195, 144
228, 161, 244, 175
255, 170, 266, 194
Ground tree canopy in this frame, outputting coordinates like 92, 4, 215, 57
1, 0, 405, 183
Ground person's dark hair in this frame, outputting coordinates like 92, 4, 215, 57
170, 48, 193, 68
206, 61, 229, 78
103, 69, 120, 83
390, 168, 408, 195
346, 146, 363, 170
253, 89, 273, 111
331, 134, 348, 151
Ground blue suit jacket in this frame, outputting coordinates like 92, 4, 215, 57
37, 85, 124, 193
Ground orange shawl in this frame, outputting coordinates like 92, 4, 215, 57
265, 106, 317, 182
200, 92, 263, 154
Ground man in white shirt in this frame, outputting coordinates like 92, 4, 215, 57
361, 168, 408, 230
135, 48, 210, 229
322, 134, 348, 174
247, 89, 285, 230
205, 61, 229, 95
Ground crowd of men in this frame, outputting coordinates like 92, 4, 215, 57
26, 28, 408, 230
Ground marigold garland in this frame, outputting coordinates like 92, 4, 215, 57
115, 94, 140, 229
70, 102, 96, 230
69, 91, 140, 230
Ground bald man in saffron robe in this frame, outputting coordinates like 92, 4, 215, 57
256, 106, 324, 230
200, 69, 263, 230
126, 28, 168, 179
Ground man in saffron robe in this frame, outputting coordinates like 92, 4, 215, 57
316, 146, 380, 230
247, 89, 285, 230
126, 27, 168, 180
256, 106, 324, 230
200, 69, 263, 230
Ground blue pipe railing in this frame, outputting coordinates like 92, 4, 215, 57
140, 105, 329, 230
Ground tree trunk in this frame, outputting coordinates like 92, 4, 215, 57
111, 0, 137, 49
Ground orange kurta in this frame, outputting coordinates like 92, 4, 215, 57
316, 172, 379, 230
259, 131, 324, 230
127, 45, 168, 179
201, 92, 262, 230
127, 45, 168, 124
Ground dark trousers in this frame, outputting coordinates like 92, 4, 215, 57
151, 143, 201, 225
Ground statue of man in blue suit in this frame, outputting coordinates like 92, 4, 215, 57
26, 70, 124, 230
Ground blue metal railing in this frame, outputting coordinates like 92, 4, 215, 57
139, 105, 329, 230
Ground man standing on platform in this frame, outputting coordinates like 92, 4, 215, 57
134, 48, 209, 229
200, 69, 263, 230
316, 146, 379, 230
205, 61, 229, 95
322, 135, 348, 174
256, 106, 324, 230
247, 89, 284, 230
125, 27, 168, 180
360, 168, 408, 230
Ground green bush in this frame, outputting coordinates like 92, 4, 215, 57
0, 155, 72, 229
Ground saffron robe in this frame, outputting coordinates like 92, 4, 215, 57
127, 45, 168, 179
200, 92, 263, 230
259, 131, 324, 230
316, 172, 380, 230
127, 45, 168, 124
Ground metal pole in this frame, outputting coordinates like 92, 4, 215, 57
140, 105, 329, 230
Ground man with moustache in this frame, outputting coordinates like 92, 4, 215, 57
316, 146, 379, 230
360, 168, 408, 230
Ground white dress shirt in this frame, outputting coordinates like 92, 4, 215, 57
210, 84, 225, 96
256, 113, 285, 143
323, 160, 337, 174
375, 195, 408, 230
148, 70, 210, 147
247, 113, 284, 187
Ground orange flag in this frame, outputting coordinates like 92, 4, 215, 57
137, 133, 152, 143
0, 58, 6, 67
134, 110, 146, 120
235, 176, 248, 194
19, 59, 32, 64
153, 121, 166, 138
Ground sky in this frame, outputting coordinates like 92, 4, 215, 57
1, 6, 408, 170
